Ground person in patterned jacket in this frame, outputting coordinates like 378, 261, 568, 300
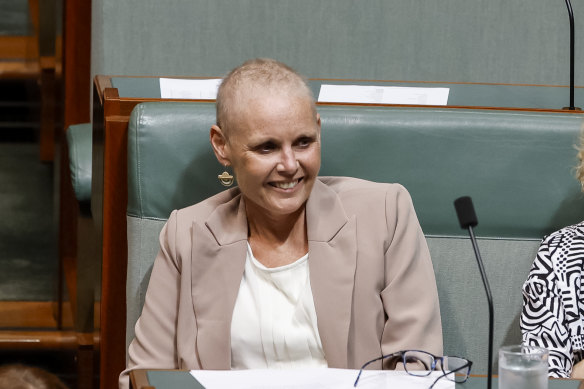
521, 132, 584, 378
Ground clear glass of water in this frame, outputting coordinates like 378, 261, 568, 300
499, 344, 548, 389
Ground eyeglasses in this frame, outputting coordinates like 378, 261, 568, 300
354, 350, 472, 388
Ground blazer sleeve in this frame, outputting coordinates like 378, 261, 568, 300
379, 185, 443, 359
119, 210, 183, 389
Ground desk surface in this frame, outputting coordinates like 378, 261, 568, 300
131, 369, 583, 389
110, 76, 584, 112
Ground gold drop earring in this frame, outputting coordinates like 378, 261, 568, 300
218, 164, 234, 187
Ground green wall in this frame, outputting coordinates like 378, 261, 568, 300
91, 0, 583, 86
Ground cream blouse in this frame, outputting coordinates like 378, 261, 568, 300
230, 243, 327, 369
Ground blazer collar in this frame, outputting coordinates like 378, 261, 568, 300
191, 193, 248, 370
204, 180, 351, 244
193, 180, 357, 369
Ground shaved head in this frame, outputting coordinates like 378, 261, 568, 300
216, 58, 316, 135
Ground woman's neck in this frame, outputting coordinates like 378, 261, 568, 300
246, 204, 308, 268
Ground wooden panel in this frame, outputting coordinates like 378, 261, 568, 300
0, 301, 72, 329
129, 370, 151, 389
60, 0, 92, 304
92, 79, 132, 389
58, 0, 92, 316
98, 115, 130, 389
0, 331, 77, 350
39, 62, 56, 161
0, 36, 39, 60
62, 0, 91, 129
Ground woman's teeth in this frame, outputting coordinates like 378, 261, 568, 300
273, 180, 299, 189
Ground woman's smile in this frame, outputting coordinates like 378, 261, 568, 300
269, 178, 303, 190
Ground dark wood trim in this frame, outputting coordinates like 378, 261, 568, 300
315, 101, 584, 113
0, 331, 77, 350
62, 0, 91, 129
93, 80, 130, 389
312, 77, 584, 89
0, 301, 72, 328
130, 370, 151, 389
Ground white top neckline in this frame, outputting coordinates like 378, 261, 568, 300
229, 243, 327, 370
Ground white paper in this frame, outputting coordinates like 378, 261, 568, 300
318, 84, 449, 106
159, 78, 222, 99
190, 368, 454, 389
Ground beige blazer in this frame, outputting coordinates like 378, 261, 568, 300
120, 177, 443, 388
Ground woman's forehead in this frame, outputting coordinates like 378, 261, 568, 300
229, 91, 316, 126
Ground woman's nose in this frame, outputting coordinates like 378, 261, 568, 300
277, 148, 298, 173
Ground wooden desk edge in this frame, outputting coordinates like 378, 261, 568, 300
129, 369, 151, 389
129, 370, 584, 389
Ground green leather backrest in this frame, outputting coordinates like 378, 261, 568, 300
66, 123, 93, 204
126, 101, 584, 372
128, 103, 584, 239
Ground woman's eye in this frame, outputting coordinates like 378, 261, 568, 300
295, 137, 313, 148
258, 142, 276, 153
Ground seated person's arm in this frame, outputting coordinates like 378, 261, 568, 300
380, 185, 443, 366
521, 239, 573, 378
119, 210, 185, 389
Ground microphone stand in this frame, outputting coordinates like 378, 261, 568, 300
454, 197, 493, 389
563, 0, 580, 110
467, 224, 494, 389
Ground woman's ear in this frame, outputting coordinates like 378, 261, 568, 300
210, 125, 231, 165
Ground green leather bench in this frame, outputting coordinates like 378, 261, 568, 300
66, 122, 101, 330
125, 101, 584, 374
67, 123, 93, 211
65, 123, 100, 389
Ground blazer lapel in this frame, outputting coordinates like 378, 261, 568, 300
306, 180, 357, 368
190, 194, 248, 370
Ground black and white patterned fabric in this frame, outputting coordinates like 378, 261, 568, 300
521, 221, 584, 378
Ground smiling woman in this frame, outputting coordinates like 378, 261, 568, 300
119, 58, 443, 389
210, 81, 321, 268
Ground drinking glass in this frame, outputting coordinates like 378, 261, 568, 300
499, 344, 548, 389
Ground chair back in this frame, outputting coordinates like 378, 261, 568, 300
127, 101, 584, 371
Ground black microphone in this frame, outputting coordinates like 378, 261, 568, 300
454, 196, 493, 389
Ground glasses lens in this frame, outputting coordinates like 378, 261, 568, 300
441, 356, 470, 383
403, 351, 433, 376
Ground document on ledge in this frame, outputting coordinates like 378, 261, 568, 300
190, 368, 454, 389
159, 78, 222, 99
318, 84, 450, 106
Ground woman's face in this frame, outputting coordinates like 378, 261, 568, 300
222, 92, 321, 220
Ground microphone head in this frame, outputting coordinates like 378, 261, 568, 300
454, 196, 478, 229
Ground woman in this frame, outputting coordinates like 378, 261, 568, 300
521, 132, 584, 378
120, 58, 442, 388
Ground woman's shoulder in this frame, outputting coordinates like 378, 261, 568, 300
315, 177, 414, 218
541, 221, 584, 247
317, 176, 408, 196
172, 187, 241, 222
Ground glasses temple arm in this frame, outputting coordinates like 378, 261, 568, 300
353, 353, 401, 387
428, 361, 472, 389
